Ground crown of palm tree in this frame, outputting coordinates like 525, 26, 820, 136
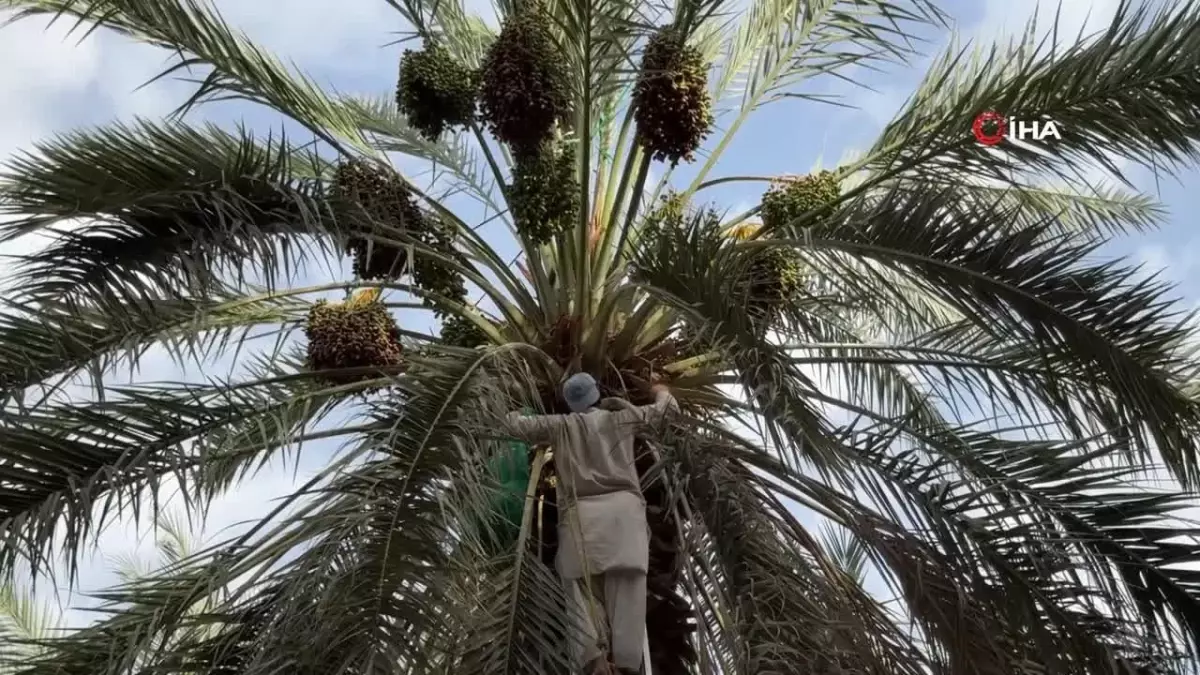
3, 0, 1200, 673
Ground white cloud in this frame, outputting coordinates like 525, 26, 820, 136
0, 16, 101, 157
215, 0, 395, 68
970, 0, 1122, 47
1137, 243, 1174, 276
1133, 238, 1200, 290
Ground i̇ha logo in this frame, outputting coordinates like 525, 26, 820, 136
971, 111, 1062, 146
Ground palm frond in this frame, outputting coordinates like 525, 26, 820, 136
819, 521, 869, 585
191, 349, 534, 674
384, 0, 497, 69
0, 120, 335, 305
688, 0, 947, 192
108, 551, 152, 585
155, 510, 201, 566
842, 422, 1200, 672
345, 95, 505, 216
0, 290, 308, 404
8, 547, 249, 675
890, 178, 1169, 239
796, 183, 1200, 482
631, 207, 922, 472
453, 497, 576, 673
0, 583, 59, 670
0, 353, 368, 581
677, 430, 928, 675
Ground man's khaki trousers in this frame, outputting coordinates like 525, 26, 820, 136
567, 570, 647, 672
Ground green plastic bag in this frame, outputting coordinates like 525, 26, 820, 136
477, 411, 533, 553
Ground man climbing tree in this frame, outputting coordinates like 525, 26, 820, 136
501, 373, 679, 675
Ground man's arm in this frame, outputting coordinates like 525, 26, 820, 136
499, 411, 564, 444
612, 384, 679, 429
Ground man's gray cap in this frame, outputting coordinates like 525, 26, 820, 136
562, 372, 600, 412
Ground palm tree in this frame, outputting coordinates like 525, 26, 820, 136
3, 0, 1200, 672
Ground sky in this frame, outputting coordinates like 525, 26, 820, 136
0, 0, 1193, 632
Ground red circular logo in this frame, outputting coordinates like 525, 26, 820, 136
972, 111, 1007, 146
